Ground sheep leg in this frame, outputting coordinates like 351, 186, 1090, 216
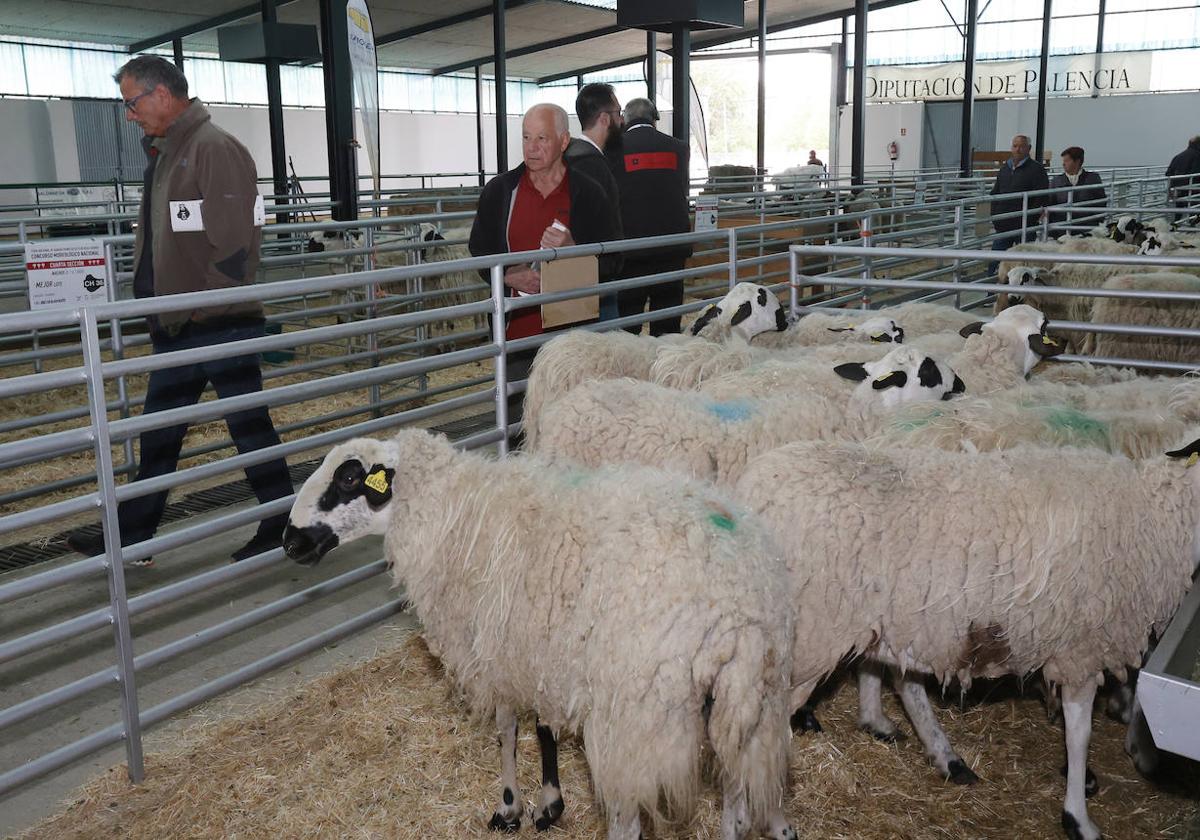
1060, 681, 1101, 840
1124, 692, 1161, 779
532, 718, 565, 831
1043, 673, 1063, 724
606, 801, 642, 840
488, 706, 523, 832
895, 674, 977, 784
856, 662, 903, 742
719, 786, 751, 840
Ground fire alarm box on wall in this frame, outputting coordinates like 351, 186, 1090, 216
887, 141, 899, 161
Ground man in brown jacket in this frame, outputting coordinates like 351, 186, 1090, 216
67, 56, 292, 566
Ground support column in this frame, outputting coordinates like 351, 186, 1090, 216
1092, 0, 1106, 99
172, 38, 184, 70
851, 0, 867, 185
960, 0, 978, 177
756, 0, 766, 175
671, 23, 691, 143
493, 0, 508, 172
476, 65, 486, 187
646, 30, 656, 104
1035, 0, 1052, 162
262, 0, 289, 223
319, 0, 358, 220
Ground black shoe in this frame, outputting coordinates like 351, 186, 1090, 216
231, 529, 285, 563
65, 528, 154, 567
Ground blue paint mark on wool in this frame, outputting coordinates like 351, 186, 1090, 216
707, 400, 756, 422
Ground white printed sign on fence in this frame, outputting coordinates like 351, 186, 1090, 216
695, 196, 718, 232
25, 238, 110, 309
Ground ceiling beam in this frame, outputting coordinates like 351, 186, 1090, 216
126, 0, 301, 52
535, 0, 916, 84
431, 23, 624, 75
374, 0, 535, 47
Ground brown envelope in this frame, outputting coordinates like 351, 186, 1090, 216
539, 255, 599, 329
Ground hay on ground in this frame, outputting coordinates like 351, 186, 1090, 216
22, 632, 1199, 840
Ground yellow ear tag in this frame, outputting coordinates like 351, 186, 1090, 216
871, 333, 884, 340
1187, 452, 1199, 468
874, 374, 888, 383
1042, 335, 1059, 346
364, 469, 390, 494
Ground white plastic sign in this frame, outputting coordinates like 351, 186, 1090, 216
25, 238, 110, 309
253, 194, 266, 226
695, 196, 718, 232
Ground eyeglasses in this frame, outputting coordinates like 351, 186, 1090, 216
122, 89, 154, 113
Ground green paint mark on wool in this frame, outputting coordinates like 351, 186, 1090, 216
709, 514, 736, 531
1044, 406, 1110, 444
893, 408, 943, 432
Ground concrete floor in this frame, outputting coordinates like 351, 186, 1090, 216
0, 504, 417, 838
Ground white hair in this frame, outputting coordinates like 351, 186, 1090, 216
526, 103, 570, 137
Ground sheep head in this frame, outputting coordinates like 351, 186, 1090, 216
827, 315, 905, 344
961, 304, 1064, 377
834, 345, 965, 411
1004, 265, 1050, 306
691, 282, 787, 341
284, 436, 405, 566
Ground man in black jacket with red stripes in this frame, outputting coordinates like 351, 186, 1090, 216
608, 97, 693, 336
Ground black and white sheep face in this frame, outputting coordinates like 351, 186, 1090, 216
1106, 216, 1145, 244
835, 346, 965, 410
961, 303, 1064, 376
305, 229, 364, 254
691, 282, 787, 340
418, 222, 446, 243
1004, 266, 1048, 306
283, 439, 397, 566
826, 315, 904, 343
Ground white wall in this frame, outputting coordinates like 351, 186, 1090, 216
837, 102, 926, 173
992, 91, 1200, 168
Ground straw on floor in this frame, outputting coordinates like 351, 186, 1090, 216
20, 631, 1200, 840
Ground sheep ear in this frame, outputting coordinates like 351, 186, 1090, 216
834, 362, 868, 382
959, 322, 985, 338
1166, 439, 1200, 465
362, 464, 395, 508
757, 287, 768, 307
826, 326, 854, 333
1028, 333, 1065, 357
691, 305, 721, 335
893, 326, 905, 343
872, 371, 907, 390
729, 300, 754, 327
917, 357, 942, 388
869, 332, 893, 343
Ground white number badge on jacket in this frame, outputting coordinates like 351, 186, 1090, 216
253, 194, 266, 226
169, 200, 205, 232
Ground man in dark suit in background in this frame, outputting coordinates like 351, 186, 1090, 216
609, 97, 692, 336
1046, 146, 1106, 237
564, 83, 624, 319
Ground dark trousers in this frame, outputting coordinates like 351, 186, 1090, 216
617, 255, 688, 337
118, 319, 293, 544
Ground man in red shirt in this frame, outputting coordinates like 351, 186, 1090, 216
469, 103, 620, 438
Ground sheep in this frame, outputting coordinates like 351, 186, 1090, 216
1089, 272, 1200, 366
282, 429, 798, 840
374, 223, 488, 336
697, 304, 1057, 402
523, 283, 787, 446
733, 437, 1200, 840
535, 345, 962, 486
770, 163, 824, 192
532, 346, 974, 784
753, 302, 980, 350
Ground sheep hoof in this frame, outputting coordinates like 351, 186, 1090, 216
1061, 809, 1102, 840
533, 797, 564, 831
860, 722, 904, 743
488, 812, 521, 832
946, 759, 979, 785
1060, 764, 1100, 798
790, 707, 822, 733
